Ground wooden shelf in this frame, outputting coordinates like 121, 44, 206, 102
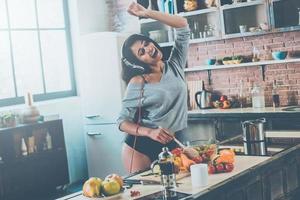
13, 148, 64, 163
184, 58, 300, 72
159, 41, 174, 47
223, 31, 268, 39
221, 0, 264, 10
178, 7, 218, 17
159, 36, 220, 47
273, 26, 300, 32
190, 36, 220, 44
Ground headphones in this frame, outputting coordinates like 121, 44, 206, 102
121, 57, 145, 72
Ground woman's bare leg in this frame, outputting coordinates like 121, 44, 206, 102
122, 143, 151, 173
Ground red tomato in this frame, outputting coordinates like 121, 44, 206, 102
208, 164, 216, 174
192, 156, 203, 164
215, 163, 225, 172
224, 163, 234, 172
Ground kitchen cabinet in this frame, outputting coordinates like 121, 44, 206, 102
139, 0, 299, 47
270, 0, 300, 31
0, 119, 69, 200
269, 117, 300, 130
199, 144, 300, 200
188, 108, 300, 141
220, 1, 268, 37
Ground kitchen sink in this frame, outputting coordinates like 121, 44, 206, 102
281, 106, 300, 111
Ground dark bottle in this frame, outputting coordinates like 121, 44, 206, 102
158, 147, 178, 199
272, 80, 280, 108
158, 147, 176, 189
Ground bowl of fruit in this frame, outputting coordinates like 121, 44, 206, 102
213, 95, 231, 109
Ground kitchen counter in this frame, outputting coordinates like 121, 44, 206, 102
59, 156, 270, 200
188, 106, 300, 119
59, 131, 300, 200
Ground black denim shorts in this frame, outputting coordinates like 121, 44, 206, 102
124, 130, 184, 162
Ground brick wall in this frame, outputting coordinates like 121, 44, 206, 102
186, 31, 300, 107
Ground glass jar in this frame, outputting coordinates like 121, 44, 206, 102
193, 21, 200, 38
251, 83, 265, 108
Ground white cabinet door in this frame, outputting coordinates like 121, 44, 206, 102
85, 123, 126, 178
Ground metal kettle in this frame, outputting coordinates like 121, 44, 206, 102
241, 118, 267, 156
195, 81, 212, 109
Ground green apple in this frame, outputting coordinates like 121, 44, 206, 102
82, 177, 102, 197
101, 179, 121, 196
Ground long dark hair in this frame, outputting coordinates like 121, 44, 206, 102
121, 34, 163, 84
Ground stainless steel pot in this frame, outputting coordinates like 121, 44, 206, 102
241, 118, 267, 156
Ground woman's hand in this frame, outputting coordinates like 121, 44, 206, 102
148, 127, 174, 144
127, 2, 148, 18
127, 2, 187, 28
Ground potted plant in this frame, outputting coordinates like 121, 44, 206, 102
0, 112, 17, 128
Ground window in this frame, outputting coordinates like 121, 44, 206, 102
0, 0, 76, 107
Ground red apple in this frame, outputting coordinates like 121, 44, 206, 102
220, 95, 228, 102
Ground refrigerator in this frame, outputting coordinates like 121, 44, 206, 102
77, 32, 128, 178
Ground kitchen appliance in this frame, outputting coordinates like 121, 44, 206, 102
195, 81, 212, 109
78, 32, 128, 178
242, 118, 267, 156
136, 190, 190, 200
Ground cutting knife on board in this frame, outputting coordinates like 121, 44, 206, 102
124, 179, 161, 186
124, 179, 182, 187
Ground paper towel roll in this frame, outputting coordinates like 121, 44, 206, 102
190, 164, 208, 187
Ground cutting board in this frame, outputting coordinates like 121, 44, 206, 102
129, 170, 190, 182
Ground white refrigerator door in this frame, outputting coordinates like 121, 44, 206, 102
78, 32, 129, 177
85, 124, 126, 178
78, 32, 127, 122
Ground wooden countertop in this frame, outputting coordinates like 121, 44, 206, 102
59, 156, 270, 200
188, 106, 300, 119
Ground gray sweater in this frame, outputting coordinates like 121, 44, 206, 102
118, 26, 190, 133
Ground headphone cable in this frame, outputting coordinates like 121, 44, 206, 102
129, 76, 145, 173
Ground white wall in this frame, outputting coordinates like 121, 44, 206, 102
76, 0, 109, 34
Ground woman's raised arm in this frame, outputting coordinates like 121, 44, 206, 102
127, 2, 188, 28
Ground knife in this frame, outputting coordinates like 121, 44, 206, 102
124, 179, 161, 185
